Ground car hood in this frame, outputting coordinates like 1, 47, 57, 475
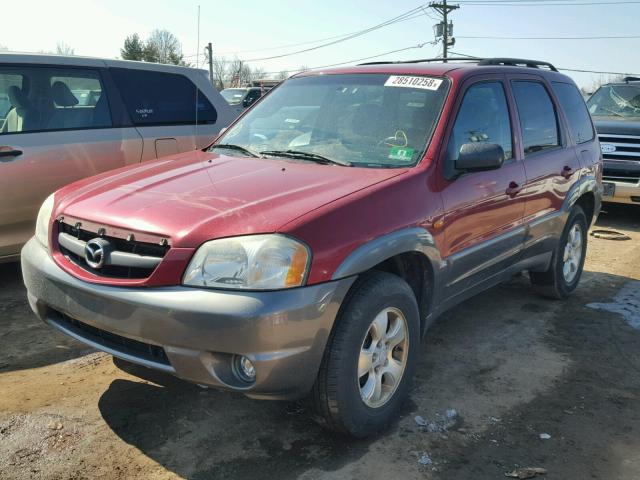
57, 150, 407, 248
594, 118, 640, 135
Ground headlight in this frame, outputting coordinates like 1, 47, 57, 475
35, 193, 55, 249
183, 234, 310, 290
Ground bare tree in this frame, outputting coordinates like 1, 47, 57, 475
226, 58, 244, 86
144, 29, 189, 66
276, 70, 290, 81
56, 42, 74, 56
252, 67, 267, 81
239, 63, 254, 85
211, 56, 228, 90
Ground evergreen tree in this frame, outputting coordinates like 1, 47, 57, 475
120, 34, 144, 61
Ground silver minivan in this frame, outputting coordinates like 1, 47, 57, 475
0, 53, 234, 262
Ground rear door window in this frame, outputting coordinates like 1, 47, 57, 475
0, 67, 111, 135
110, 68, 217, 126
447, 81, 513, 163
551, 81, 594, 144
0, 73, 23, 125
512, 81, 560, 155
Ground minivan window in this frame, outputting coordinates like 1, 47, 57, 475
216, 74, 450, 168
552, 82, 594, 144
110, 68, 217, 125
0, 73, 23, 124
512, 81, 560, 155
447, 81, 513, 163
0, 67, 111, 135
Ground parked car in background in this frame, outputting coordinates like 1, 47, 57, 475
22, 58, 601, 437
587, 77, 640, 205
221, 86, 264, 111
0, 53, 235, 262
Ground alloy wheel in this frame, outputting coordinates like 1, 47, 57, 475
563, 223, 583, 283
357, 307, 409, 408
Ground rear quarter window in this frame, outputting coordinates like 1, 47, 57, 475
551, 82, 594, 144
110, 68, 217, 126
512, 81, 560, 155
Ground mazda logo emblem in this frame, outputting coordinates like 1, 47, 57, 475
84, 238, 111, 269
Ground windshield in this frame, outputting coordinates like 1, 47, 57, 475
214, 73, 450, 168
587, 84, 640, 118
221, 88, 247, 105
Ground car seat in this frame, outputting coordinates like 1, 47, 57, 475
0, 86, 40, 133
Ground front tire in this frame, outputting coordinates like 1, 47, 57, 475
310, 271, 420, 437
530, 205, 588, 299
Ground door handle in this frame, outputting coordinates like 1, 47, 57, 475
0, 146, 23, 162
506, 181, 522, 197
561, 166, 574, 179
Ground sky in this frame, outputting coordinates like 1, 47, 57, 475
3, 0, 640, 89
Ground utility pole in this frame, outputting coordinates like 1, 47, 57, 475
429, 0, 459, 62
205, 42, 214, 86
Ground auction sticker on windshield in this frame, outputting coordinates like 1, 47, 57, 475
384, 76, 443, 91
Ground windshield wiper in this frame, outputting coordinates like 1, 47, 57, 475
600, 107, 626, 118
209, 143, 262, 158
260, 149, 352, 167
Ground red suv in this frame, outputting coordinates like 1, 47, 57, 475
22, 58, 602, 437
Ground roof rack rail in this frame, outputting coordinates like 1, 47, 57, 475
358, 57, 482, 66
477, 58, 558, 72
357, 57, 558, 72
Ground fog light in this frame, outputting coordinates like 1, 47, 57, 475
234, 355, 256, 382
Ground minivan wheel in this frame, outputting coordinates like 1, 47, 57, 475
310, 271, 420, 437
530, 205, 588, 299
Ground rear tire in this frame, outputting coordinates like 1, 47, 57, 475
310, 271, 420, 437
530, 205, 588, 299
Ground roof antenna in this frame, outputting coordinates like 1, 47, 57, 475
195, 4, 201, 149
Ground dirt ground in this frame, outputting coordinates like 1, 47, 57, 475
1, 204, 639, 480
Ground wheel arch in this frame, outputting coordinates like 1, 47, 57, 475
331, 227, 442, 335
563, 175, 602, 226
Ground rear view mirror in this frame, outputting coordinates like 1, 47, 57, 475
455, 143, 505, 172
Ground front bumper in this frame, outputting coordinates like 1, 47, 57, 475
21, 238, 355, 400
602, 179, 640, 205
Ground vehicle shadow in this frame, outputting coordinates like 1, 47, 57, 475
595, 203, 640, 233
98, 269, 640, 479
0, 261, 91, 373
100, 358, 373, 480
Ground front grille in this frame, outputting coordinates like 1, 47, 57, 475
599, 134, 640, 184
52, 312, 170, 366
58, 221, 169, 279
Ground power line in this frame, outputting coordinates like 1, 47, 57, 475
449, 51, 640, 76
260, 41, 439, 75
456, 0, 637, 2
560, 67, 640, 75
215, 11, 429, 55
243, 6, 430, 62
458, 35, 640, 39
454, 1, 640, 5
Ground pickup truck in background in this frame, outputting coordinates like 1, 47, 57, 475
587, 77, 640, 205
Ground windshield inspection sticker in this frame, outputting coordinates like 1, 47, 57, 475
384, 76, 443, 90
388, 146, 415, 161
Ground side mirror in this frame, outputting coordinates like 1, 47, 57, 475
455, 143, 505, 172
